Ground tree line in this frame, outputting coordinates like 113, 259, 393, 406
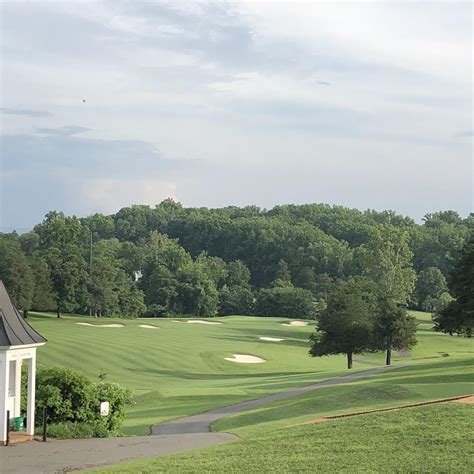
0, 201, 471, 345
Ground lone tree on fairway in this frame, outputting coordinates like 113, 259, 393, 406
309, 281, 373, 369
374, 298, 417, 365
434, 235, 474, 337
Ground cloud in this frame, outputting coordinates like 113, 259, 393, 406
454, 130, 474, 138
35, 126, 92, 136
0, 132, 192, 228
0, 107, 51, 117
0, 1, 471, 230
80, 178, 177, 215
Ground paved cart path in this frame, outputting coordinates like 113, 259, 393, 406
2, 366, 399, 474
150, 365, 398, 435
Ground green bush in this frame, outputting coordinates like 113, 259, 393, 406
22, 365, 132, 438
43, 421, 109, 439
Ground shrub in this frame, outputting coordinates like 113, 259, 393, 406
22, 365, 131, 438
42, 421, 109, 439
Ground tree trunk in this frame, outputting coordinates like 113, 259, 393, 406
57, 307, 61, 318
23, 309, 28, 319
386, 348, 392, 366
347, 352, 353, 369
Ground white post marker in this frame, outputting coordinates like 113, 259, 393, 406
100, 401, 110, 417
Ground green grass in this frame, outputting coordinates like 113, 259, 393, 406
212, 357, 473, 436
29, 312, 473, 437
30, 314, 348, 435
95, 403, 474, 473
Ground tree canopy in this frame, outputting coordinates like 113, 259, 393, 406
0, 201, 471, 321
434, 235, 474, 337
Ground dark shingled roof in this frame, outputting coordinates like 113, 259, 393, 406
0, 280, 46, 347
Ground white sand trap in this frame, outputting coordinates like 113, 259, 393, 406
281, 320, 308, 327
76, 322, 125, 328
173, 320, 222, 325
260, 337, 285, 342
139, 325, 159, 329
225, 354, 266, 364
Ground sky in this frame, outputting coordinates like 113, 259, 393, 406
0, 0, 472, 232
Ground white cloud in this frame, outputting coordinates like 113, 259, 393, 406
236, 1, 471, 84
80, 178, 178, 215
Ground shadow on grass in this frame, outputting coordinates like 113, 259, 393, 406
208, 333, 311, 348
127, 367, 320, 380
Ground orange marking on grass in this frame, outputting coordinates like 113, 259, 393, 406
297, 394, 474, 427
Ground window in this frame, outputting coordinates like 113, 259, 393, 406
8, 360, 16, 397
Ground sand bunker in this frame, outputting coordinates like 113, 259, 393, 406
173, 320, 222, 325
281, 321, 308, 327
139, 325, 159, 329
260, 337, 285, 342
76, 323, 125, 328
224, 354, 266, 364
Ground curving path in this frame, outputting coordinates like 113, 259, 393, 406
2, 366, 400, 473
150, 365, 399, 435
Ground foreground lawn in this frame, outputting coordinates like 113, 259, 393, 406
95, 404, 474, 473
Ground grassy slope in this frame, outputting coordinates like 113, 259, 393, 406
96, 404, 474, 473
30, 312, 473, 437
213, 311, 474, 436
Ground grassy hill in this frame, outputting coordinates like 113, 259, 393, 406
95, 403, 473, 473
30, 311, 473, 439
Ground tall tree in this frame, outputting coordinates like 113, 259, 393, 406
139, 232, 191, 315
196, 252, 228, 288
0, 233, 35, 315
374, 298, 417, 365
274, 259, 292, 286
413, 267, 448, 311
434, 235, 474, 337
225, 260, 251, 288
38, 212, 89, 317
174, 263, 219, 316
219, 285, 255, 316
88, 240, 121, 316
360, 225, 417, 363
309, 281, 373, 369
29, 256, 56, 313
362, 225, 416, 304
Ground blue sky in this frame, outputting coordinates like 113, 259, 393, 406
1, 0, 472, 231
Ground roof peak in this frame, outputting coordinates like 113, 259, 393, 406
0, 280, 47, 348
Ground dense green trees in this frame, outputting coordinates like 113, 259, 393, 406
412, 267, 448, 311
0, 201, 471, 324
37, 212, 90, 317
256, 286, 318, 319
0, 233, 35, 315
434, 235, 474, 337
